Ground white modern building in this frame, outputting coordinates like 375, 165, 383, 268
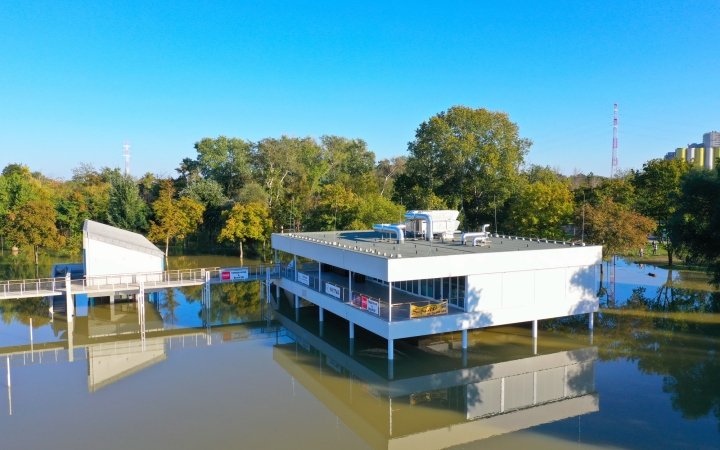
83, 220, 165, 277
272, 210, 602, 360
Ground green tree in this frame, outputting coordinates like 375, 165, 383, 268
349, 194, 406, 230
106, 171, 147, 231
218, 202, 272, 259
508, 180, 574, 239
194, 136, 252, 198
394, 106, 531, 229
305, 184, 360, 231
668, 168, 720, 285
632, 158, 690, 265
584, 199, 656, 260
148, 181, 205, 256
6, 201, 66, 265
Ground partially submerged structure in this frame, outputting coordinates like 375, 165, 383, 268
272, 210, 601, 360
83, 220, 165, 276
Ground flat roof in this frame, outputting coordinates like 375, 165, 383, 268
279, 230, 592, 260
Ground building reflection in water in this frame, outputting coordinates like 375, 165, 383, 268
1, 294, 280, 409
273, 310, 598, 449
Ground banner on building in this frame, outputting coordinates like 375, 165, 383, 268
221, 268, 249, 281
410, 301, 448, 318
297, 272, 310, 286
366, 298, 379, 315
325, 283, 341, 299
352, 292, 363, 308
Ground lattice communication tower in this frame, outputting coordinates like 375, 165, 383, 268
611, 103, 618, 178
123, 142, 131, 176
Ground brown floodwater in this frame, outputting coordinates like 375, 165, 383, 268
1, 254, 720, 449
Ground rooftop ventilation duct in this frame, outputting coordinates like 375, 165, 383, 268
373, 223, 405, 243
461, 224, 491, 245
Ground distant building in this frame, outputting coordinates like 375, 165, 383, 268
705, 131, 720, 152
667, 132, 720, 170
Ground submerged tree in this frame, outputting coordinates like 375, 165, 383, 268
632, 158, 690, 265
6, 201, 66, 266
218, 202, 272, 258
148, 181, 205, 256
583, 199, 656, 260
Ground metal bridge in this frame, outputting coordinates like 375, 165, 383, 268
0, 264, 282, 301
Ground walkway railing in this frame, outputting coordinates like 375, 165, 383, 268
1, 278, 65, 299
279, 266, 452, 321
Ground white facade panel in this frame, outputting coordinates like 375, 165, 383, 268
565, 265, 596, 308
534, 268, 567, 304
466, 273, 502, 312
85, 239, 164, 277
502, 272, 534, 308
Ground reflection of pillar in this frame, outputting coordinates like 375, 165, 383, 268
138, 282, 146, 351
67, 319, 74, 362
462, 349, 468, 367
588, 312, 594, 330
65, 274, 74, 323
388, 360, 394, 380
29, 318, 34, 360
532, 320, 538, 338
589, 330, 594, 345
6, 356, 10, 416
388, 339, 394, 360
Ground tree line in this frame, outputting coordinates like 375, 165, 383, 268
1, 105, 719, 284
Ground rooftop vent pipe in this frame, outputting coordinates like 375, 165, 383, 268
461, 224, 491, 245
404, 211, 433, 241
373, 223, 405, 243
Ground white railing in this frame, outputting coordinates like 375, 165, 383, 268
0, 278, 65, 298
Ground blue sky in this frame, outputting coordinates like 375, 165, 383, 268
1, 1, 718, 179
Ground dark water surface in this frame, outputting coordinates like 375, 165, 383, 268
1, 255, 720, 449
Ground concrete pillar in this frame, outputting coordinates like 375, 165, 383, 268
349, 322, 355, 339
388, 339, 394, 360
110, 291, 115, 304
319, 322, 324, 337
276, 283, 280, 300
462, 329, 468, 349
388, 360, 394, 380
588, 312, 594, 330
532, 320, 538, 338
295, 307, 299, 322
348, 271, 353, 293
349, 339, 355, 356
65, 274, 74, 323
319, 307, 324, 322
533, 338, 538, 355
462, 349, 468, 367
294, 294, 300, 308
388, 282, 393, 322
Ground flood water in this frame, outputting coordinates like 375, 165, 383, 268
2, 254, 720, 449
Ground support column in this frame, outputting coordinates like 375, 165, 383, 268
388, 338, 394, 360
532, 320, 538, 338
388, 282, 393, 322
349, 322, 355, 339
65, 274, 74, 323
588, 312, 594, 330
349, 271, 353, 293
276, 283, 280, 300
110, 291, 115, 304
462, 329, 468, 349
319, 307, 324, 322
294, 294, 300, 308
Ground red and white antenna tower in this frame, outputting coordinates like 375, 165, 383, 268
123, 141, 131, 176
611, 103, 618, 178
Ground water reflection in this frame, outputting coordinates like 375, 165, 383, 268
273, 308, 598, 449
